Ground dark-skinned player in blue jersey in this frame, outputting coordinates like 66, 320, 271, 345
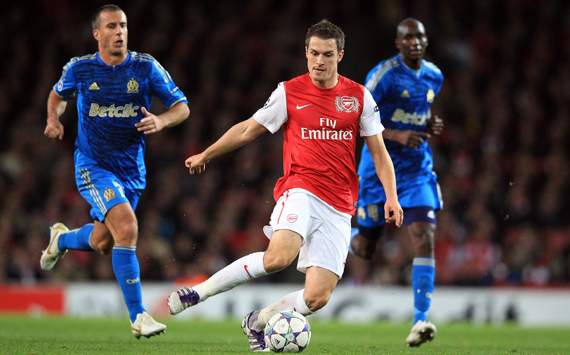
351, 18, 444, 347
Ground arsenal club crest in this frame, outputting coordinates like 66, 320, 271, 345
335, 96, 359, 113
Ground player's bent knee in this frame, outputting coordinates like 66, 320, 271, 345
357, 246, 375, 260
113, 222, 139, 246
93, 238, 113, 255
351, 238, 376, 260
304, 290, 331, 312
410, 223, 436, 253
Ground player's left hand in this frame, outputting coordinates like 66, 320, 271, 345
384, 199, 404, 227
135, 107, 166, 135
426, 115, 444, 136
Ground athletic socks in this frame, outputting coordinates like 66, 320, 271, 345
112, 246, 145, 322
352, 229, 436, 324
253, 289, 312, 331
194, 252, 267, 302
57, 223, 94, 251
412, 257, 435, 323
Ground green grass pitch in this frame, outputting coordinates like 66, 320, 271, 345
0, 315, 568, 354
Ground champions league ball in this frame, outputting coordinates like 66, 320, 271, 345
264, 310, 311, 352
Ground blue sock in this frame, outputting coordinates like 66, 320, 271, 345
412, 257, 435, 323
112, 247, 145, 322
58, 224, 94, 251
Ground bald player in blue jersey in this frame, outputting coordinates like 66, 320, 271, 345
351, 18, 444, 347
41, 4, 189, 338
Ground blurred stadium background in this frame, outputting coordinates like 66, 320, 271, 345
1, 0, 570, 341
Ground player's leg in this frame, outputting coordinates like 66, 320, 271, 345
248, 265, 337, 332
244, 289, 310, 354
350, 225, 384, 259
243, 265, 338, 352
351, 171, 389, 259
242, 269, 337, 353
89, 221, 114, 254
197, 228, 302, 298
350, 203, 386, 259
409, 220, 436, 320
105, 201, 143, 319
80, 163, 162, 337
405, 219, 437, 346
243, 193, 348, 351
105, 200, 165, 338
303, 266, 338, 311
56, 221, 113, 252
402, 180, 441, 347
41, 220, 115, 271
55, 224, 94, 251
229, 230, 302, 352
40, 165, 115, 270
169, 190, 311, 315
247, 192, 348, 330
169, 229, 303, 315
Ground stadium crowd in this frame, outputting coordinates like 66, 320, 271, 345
1, 0, 569, 287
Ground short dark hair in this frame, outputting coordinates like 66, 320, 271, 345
91, 4, 123, 29
305, 19, 345, 51
396, 17, 424, 38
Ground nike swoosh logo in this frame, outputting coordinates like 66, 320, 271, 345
296, 104, 311, 110
243, 265, 254, 279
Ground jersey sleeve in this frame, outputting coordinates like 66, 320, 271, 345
359, 88, 384, 137
149, 57, 188, 108
364, 63, 392, 103
53, 58, 78, 100
252, 83, 287, 134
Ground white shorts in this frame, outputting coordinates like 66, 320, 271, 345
263, 188, 352, 278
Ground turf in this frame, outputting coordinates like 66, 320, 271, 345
0, 315, 568, 354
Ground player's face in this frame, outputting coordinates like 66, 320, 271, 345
396, 22, 428, 63
306, 36, 344, 88
93, 10, 128, 57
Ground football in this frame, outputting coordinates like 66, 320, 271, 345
264, 310, 311, 352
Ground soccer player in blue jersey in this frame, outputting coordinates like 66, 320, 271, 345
351, 18, 444, 347
40, 4, 189, 338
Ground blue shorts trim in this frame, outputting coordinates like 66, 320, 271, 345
403, 207, 437, 225
357, 178, 442, 229
75, 162, 142, 222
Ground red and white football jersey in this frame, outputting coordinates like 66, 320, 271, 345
253, 73, 383, 214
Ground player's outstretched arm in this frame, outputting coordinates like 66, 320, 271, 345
364, 133, 404, 227
135, 102, 190, 135
44, 90, 68, 140
185, 117, 268, 175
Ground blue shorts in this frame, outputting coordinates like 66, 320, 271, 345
74, 152, 143, 222
357, 179, 442, 229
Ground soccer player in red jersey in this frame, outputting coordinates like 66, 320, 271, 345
168, 19, 403, 351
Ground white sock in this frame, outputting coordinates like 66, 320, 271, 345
194, 252, 267, 302
253, 289, 313, 331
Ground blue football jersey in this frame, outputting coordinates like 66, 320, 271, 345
358, 54, 443, 204
54, 51, 187, 190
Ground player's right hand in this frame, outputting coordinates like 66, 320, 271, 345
185, 153, 208, 175
396, 130, 430, 148
384, 199, 404, 227
44, 119, 64, 140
